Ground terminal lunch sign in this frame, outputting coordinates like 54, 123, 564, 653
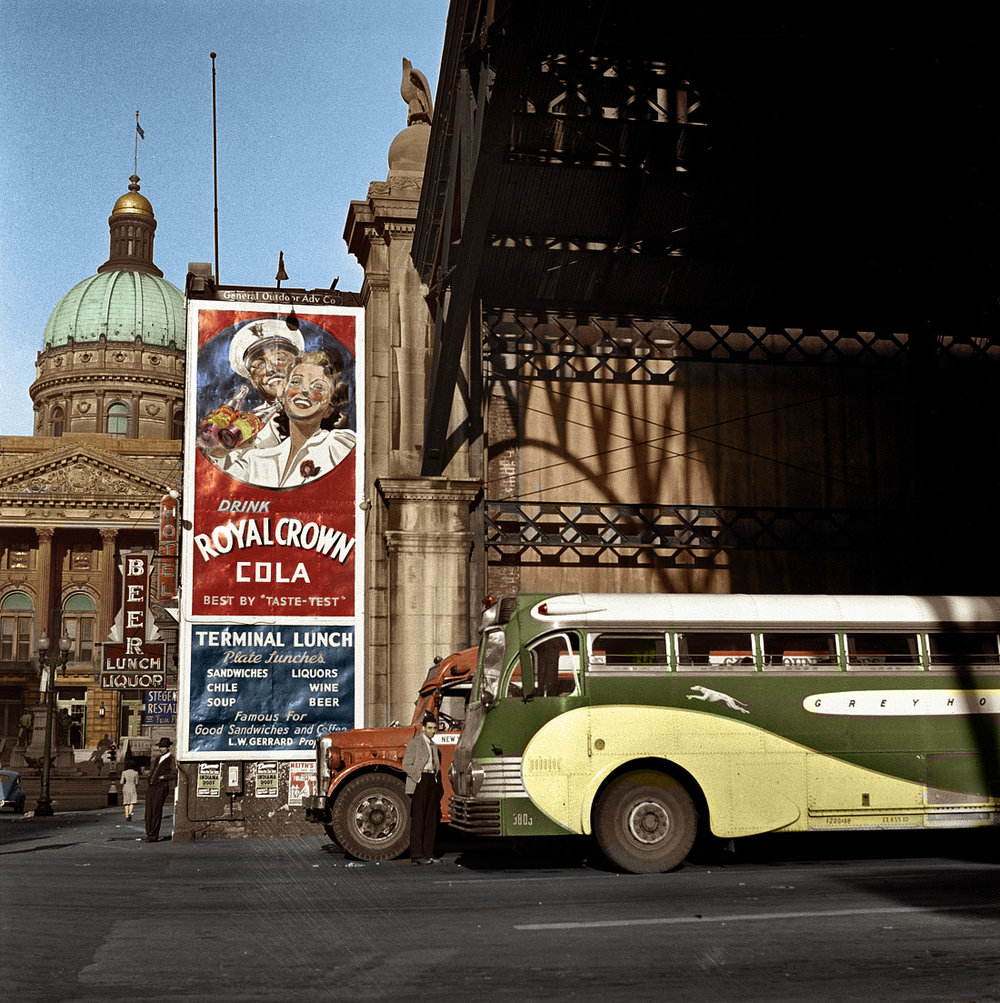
101, 550, 166, 689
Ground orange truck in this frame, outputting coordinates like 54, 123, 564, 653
302, 647, 478, 860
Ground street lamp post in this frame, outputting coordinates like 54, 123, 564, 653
35, 632, 71, 817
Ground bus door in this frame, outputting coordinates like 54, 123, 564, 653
527, 632, 582, 698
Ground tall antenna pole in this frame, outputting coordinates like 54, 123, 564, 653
211, 52, 221, 285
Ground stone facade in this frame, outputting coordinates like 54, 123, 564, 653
0, 177, 181, 766
31, 340, 184, 439
344, 72, 479, 727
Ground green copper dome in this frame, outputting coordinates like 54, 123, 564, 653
42, 270, 185, 350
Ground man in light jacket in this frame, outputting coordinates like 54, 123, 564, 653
402, 715, 443, 864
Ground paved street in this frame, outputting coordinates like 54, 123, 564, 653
2, 806, 998, 1003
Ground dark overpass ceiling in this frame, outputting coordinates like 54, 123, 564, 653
415, 2, 1000, 335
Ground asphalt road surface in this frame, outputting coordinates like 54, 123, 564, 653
2, 806, 998, 1002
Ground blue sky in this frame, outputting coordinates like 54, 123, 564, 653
0, 0, 448, 437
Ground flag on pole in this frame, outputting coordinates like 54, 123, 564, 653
136, 119, 145, 140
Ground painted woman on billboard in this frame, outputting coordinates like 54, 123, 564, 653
185, 305, 362, 620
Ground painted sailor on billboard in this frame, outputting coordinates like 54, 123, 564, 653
184, 304, 362, 620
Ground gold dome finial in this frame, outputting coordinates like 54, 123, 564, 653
112, 175, 154, 218
98, 173, 161, 276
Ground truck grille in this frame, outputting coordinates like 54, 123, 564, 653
449, 795, 501, 834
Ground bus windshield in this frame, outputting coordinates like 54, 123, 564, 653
475, 629, 507, 708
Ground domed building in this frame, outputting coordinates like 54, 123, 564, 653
0, 175, 182, 771
32, 175, 185, 439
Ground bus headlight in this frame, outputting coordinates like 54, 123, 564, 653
470, 759, 485, 796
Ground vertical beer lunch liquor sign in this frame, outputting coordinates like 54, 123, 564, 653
178, 299, 365, 760
102, 550, 165, 688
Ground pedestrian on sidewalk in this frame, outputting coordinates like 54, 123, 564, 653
144, 738, 177, 843
119, 760, 139, 820
402, 714, 443, 865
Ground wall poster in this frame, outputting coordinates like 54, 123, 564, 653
178, 299, 364, 761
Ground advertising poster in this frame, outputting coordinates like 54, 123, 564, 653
183, 303, 362, 618
254, 762, 279, 798
197, 763, 221, 797
179, 299, 364, 761
186, 624, 355, 754
288, 762, 317, 806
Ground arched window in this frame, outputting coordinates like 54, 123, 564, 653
107, 402, 129, 438
1, 591, 34, 662
61, 593, 96, 663
51, 406, 65, 438
171, 407, 184, 440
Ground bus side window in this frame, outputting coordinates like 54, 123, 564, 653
530, 633, 580, 696
588, 633, 666, 675
926, 632, 1000, 667
676, 632, 754, 670
761, 632, 839, 670
846, 633, 920, 670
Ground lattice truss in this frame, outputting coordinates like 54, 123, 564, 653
484, 500, 910, 567
483, 312, 1000, 384
471, 48, 999, 562
510, 52, 707, 169
481, 311, 998, 561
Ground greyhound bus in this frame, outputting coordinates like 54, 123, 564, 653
448, 593, 1000, 873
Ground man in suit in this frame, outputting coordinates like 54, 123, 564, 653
402, 715, 443, 864
145, 736, 177, 843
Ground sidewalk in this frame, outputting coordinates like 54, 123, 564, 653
15, 771, 137, 813
0, 801, 173, 849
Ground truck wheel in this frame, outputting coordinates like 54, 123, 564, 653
594, 772, 697, 874
331, 773, 410, 861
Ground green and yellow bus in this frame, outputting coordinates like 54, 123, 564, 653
448, 593, 1000, 872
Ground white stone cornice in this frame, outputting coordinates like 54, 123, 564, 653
383, 530, 474, 555
377, 476, 481, 503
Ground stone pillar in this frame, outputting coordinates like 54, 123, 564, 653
99, 529, 119, 732
344, 66, 477, 725
379, 477, 480, 726
99, 530, 118, 641
35, 528, 54, 639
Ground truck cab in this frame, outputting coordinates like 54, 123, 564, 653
302, 647, 477, 859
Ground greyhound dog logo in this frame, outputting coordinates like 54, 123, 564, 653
686, 685, 750, 714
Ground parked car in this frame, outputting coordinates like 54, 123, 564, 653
0, 770, 26, 813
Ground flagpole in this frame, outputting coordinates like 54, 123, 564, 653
211, 52, 221, 285
135, 110, 140, 175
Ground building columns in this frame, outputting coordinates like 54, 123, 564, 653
35, 528, 54, 640
378, 477, 480, 726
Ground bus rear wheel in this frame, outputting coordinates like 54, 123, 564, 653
331, 773, 410, 861
594, 772, 697, 873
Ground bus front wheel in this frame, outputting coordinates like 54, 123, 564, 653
594, 772, 697, 873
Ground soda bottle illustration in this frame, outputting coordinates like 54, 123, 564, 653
218, 401, 282, 449
199, 385, 250, 445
